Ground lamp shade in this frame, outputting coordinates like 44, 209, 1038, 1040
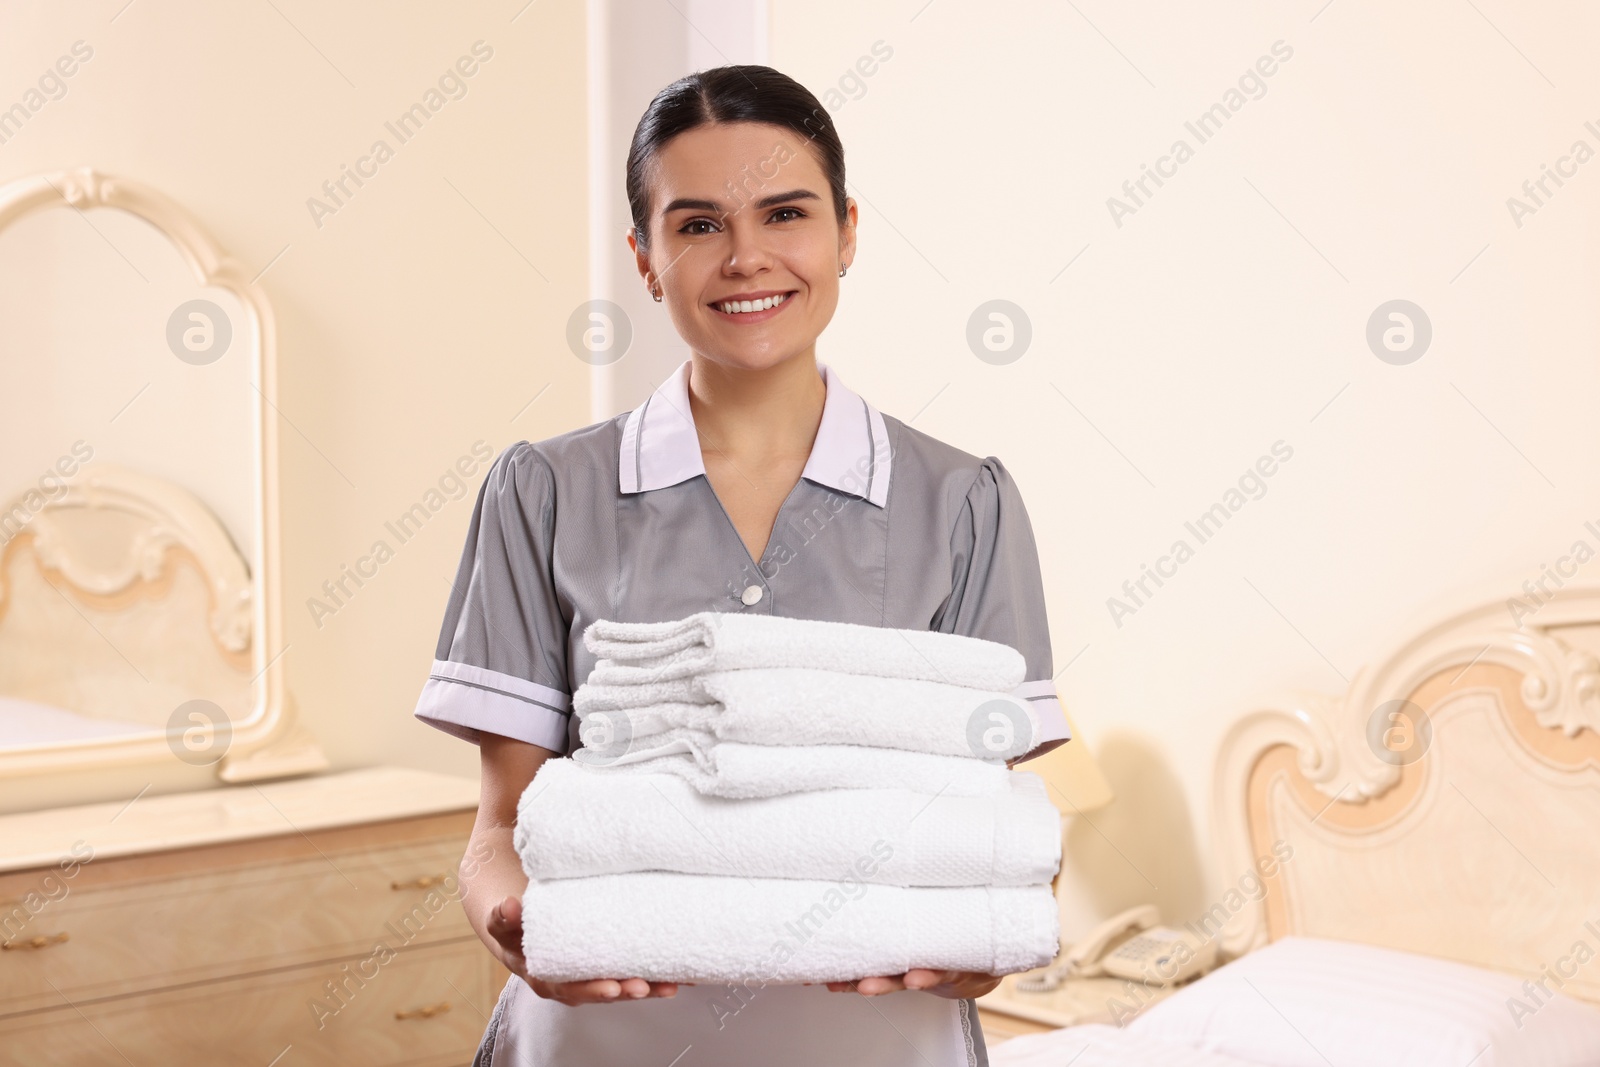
1025, 702, 1114, 815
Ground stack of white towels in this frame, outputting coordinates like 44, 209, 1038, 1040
513, 611, 1063, 985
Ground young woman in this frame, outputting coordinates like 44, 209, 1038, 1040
414, 64, 1070, 1067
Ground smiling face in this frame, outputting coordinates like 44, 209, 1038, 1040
630, 121, 857, 371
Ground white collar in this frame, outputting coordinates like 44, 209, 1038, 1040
618, 358, 892, 508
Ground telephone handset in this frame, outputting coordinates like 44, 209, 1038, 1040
1015, 905, 1218, 992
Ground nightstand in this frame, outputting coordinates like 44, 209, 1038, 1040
977, 967, 1182, 1041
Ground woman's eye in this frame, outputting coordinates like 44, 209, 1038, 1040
678, 208, 803, 235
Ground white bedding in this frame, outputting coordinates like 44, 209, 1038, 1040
992, 937, 1600, 1067
0, 694, 153, 746
990, 1024, 1263, 1065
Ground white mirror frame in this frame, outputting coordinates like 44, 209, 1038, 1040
0, 166, 325, 787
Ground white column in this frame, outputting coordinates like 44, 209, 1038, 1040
587, 0, 769, 422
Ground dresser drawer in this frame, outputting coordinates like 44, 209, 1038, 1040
0, 810, 479, 1012
0, 937, 498, 1066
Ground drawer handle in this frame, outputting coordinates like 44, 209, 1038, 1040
390, 874, 448, 891
2, 932, 69, 951
395, 1001, 451, 1021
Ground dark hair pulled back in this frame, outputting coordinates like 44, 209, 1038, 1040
625, 64, 847, 256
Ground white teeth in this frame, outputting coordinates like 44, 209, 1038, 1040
718, 292, 788, 314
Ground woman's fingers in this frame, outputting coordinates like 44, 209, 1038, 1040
528, 977, 680, 1005
489, 897, 677, 1003
483, 895, 534, 982
903, 968, 959, 990
616, 977, 661, 999
552, 978, 621, 1002
485, 894, 523, 952
823, 970, 992, 997
853, 974, 907, 996
905, 970, 1004, 999
823, 978, 886, 993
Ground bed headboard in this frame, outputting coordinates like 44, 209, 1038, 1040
0, 462, 254, 730
1214, 587, 1600, 1005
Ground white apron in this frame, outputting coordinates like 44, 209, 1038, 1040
476, 975, 987, 1066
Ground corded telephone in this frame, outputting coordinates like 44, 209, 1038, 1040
1015, 904, 1218, 993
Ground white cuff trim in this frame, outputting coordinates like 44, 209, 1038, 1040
428, 659, 570, 712
1011, 679, 1071, 747
1012, 678, 1058, 701
413, 660, 571, 752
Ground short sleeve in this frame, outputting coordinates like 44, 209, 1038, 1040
937, 456, 1070, 763
412, 442, 572, 753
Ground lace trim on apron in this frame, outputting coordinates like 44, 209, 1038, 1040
472, 975, 513, 1067
958, 996, 984, 1066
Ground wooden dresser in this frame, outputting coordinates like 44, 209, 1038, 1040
0, 766, 505, 1066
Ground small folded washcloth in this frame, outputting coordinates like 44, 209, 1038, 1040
570, 737, 1013, 798
521, 871, 1060, 984
583, 612, 1026, 692
572, 667, 1039, 760
514, 756, 1061, 886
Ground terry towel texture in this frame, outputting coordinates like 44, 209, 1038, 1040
515, 755, 1061, 885
515, 613, 1063, 985
521, 871, 1061, 984
569, 736, 1015, 798
583, 611, 1026, 692
572, 667, 1040, 760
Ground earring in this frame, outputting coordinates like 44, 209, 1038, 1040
838, 264, 848, 278
652, 287, 662, 302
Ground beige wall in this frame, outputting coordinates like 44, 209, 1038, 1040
768, 1, 1600, 936
0, 0, 590, 785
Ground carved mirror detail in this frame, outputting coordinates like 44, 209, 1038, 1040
0, 168, 324, 796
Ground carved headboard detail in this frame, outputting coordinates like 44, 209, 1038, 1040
0, 462, 252, 652
1214, 589, 1600, 1006
0, 463, 254, 730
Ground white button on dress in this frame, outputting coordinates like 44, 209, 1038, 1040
418, 356, 1074, 1067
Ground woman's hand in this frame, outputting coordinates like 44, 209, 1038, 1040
466, 738, 681, 1007
485, 893, 681, 1006
826, 969, 1003, 999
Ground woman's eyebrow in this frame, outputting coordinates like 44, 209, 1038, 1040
663, 189, 822, 215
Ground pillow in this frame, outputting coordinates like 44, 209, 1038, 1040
1127, 935, 1600, 1067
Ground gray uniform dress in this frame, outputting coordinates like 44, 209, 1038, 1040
414, 357, 1070, 1067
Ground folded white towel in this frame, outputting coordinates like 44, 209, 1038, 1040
571, 737, 1013, 798
573, 667, 1039, 760
514, 756, 1061, 886
583, 612, 1026, 692
521, 871, 1060, 984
